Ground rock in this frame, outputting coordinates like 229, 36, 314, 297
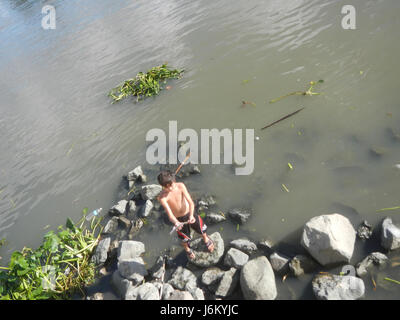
198, 195, 217, 208
103, 217, 119, 234
215, 267, 239, 298
88, 292, 104, 300
312, 273, 365, 300
257, 238, 275, 252
150, 256, 166, 280
111, 270, 133, 299
118, 216, 131, 229
269, 252, 290, 274
369, 146, 385, 158
118, 257, 148, 284
91, 237, 111, 266
289, 254, 318, 277
127, 201, 137, 219
301, 213, 356, 266
166, 290, 194, 300
356, 252, 389, 277
230, 238, 258, 255
109, 200, 128, 216
205, 212, 226, 224
228, 208, 252, 225
357, 220, 373, 240
140, 184, 162, 201
224, 248, 249, 269
168, 267, 197, 291
201, 268, 225, 291
140, 200, 154, 218
126, 282, 160, 300
161, 283, 175, 300
241, 256, 277, 300
128, 218, 144, 240
381, 217, 400, 250
188, 287, 205, 300
189, 232, 225, 268
118, 240, 145, 262
127, 165, 147, 183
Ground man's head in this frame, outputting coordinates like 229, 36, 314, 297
157, 170, 175, 188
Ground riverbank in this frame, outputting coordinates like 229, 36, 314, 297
84, 164, 400, 300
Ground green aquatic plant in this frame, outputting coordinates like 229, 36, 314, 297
108, 63, 184, 103
376, 206, 400, 213
384, 277, 400, 285
269, 80, 324, 104
0, 213, 103, 300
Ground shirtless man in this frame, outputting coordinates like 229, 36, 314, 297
157, 170, 214, 260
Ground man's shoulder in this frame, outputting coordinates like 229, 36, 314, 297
157, 189, 168, 200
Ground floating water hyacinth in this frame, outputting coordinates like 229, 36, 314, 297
269, 80, 324, 104
108, 63, 184, 103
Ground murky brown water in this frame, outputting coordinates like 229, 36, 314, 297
1, 0, 400, 299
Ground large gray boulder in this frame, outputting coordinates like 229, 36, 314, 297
189, 232, 225, 268
118, 240, 145, 262
301, 213, 356, 266
125, 282, 160, 300
168, 267, 197, 291
118, 257, 148, 284
240, 256, 277, 300
312, 274, 365, 300
140, 184, 162, 200
224, 248, 249, 269
381, 217, 400, 250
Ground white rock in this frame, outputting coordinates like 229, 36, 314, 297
240, 256, 277, 300
381, 217, 400, 250
301, 213, 356, 266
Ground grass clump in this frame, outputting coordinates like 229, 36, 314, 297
0, 214, 103, 300
108, 63, 184, 103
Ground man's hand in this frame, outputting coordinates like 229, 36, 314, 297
188, 215, 196, 224
175, 221, 183, 231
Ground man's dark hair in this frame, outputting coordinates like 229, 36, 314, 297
157, 170, 175, 187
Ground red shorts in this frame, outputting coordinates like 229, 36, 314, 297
176, 213, 207, 243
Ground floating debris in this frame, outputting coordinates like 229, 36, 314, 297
282, 184, 290, 193
241, 100, 256, 108
377, 206, 400, 213
261, 107, 305, 130
384, 277, 400, 285
288, 163, 294, 170
269, 80, 323, 104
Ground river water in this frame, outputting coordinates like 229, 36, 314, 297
1, 0, 400, 299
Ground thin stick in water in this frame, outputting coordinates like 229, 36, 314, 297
261, 107, 305, 130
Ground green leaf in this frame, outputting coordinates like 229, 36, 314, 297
66, 217, 76, 232
82, 208, 88, 215
199, 212, 206, 218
